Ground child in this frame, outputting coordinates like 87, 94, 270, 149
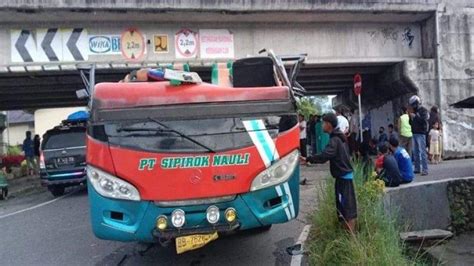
302, 113, 357, 233
429, 122, 441, 164
376, 144, 401, 187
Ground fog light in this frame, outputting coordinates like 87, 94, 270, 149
156, 216, 167, 230
206, 205, 220, 224
171, 209, 185, 228
225, 208, 237, 223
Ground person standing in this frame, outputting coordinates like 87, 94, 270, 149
398, 106, 413, 157
388, 124, 398, 141
428, 106, 440, 130
299, 114, 307, 158
34, 134, 41, 174
315, 115, 330, 155
335, 107, 349, 135
429, 122, 441, 164
308, 115, 317, 156
428, 106, 441, 161
22, 131, 35, 176
408, 95, 429, 175
348, 108, 359, 155
302, 113, 357, 233
378, 126, 388, 145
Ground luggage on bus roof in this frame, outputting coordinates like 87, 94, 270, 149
232, 57, 276, 87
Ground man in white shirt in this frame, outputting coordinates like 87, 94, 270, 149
336, 107, 349, 134
299, 114, 307, 158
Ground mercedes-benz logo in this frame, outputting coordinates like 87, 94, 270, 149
189, 175, 201, 184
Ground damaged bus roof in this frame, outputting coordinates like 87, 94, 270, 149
93, 82, 290, 110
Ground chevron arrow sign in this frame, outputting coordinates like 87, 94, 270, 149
11, 28, 88, 62
62, 28, 88, 61
11, 30, 37, 62
37, 28, 61, 62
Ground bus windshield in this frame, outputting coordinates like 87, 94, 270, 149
91, 114, 297, 153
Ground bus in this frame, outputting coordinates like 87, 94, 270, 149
86, 51, 306, 253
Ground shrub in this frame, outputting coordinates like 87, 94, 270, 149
1, 155, 25, 172
7, 145, 22, 156
308, 160, 413, 265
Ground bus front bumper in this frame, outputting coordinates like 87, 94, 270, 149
88, 167, 299, 243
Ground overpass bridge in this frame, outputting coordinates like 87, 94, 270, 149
0, 0, 472, 157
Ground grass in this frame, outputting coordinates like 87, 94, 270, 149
308, 160, 421, 265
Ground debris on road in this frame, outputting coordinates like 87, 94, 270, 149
400, 229, 453, 242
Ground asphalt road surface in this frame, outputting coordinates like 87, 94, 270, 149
0, 159, 472, 266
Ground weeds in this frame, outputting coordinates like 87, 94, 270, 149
308, 160, 417, 265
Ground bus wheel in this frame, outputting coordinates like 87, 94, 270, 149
0, 188, 8, 200
49, 186, 65, 197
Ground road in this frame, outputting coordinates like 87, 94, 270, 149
0, 159, 472, 266
412, 158, 474, 183
0, 165, 328, 266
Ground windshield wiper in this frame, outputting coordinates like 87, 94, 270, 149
146, 117, 216, 153
118, 121, 216, 153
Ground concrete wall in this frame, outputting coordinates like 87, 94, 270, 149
369, 101, 395, 137
3, 123, 34, 146
437, 4, 474, 158
384, 177, 474, 231
0, 21, 423, 66
399, 4, 474, 158
34, 107, 86, 138
0, 0, 440, 12
0, 0, 471, 158
372, 56, 472, 158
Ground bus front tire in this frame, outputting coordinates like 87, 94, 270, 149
48, 185, 65, 197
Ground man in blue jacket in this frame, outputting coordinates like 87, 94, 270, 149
389, 138, 415, 183
22, 131, 35, 176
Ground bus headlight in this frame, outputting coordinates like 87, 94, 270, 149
87, 166, 141, 201
171, 209, 186, 228
206, 206, 220, 224
250, 149, 299, 191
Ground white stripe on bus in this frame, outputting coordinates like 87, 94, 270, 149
275, 185, 291, 221
283, 182, 296, 218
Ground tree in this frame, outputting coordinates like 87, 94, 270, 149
297, 96, 332, 119
296, 98, 317, 119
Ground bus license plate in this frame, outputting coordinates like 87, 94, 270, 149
175, 232, 218, 254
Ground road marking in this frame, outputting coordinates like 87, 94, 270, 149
290, 224, 312, 266
0, 189, 79, 220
